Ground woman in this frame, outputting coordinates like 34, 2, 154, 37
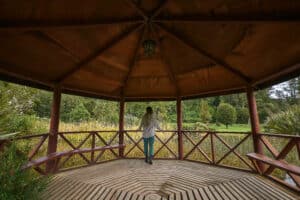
138, 106, 161, 164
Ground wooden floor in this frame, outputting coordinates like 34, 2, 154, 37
42, 159, 298, 200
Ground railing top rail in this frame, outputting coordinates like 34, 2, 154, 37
182, 130, 251, 134
58, 130, 118, 134
124, 130, 178, 133
2, 130, 300, 141
0, 133, 49, 141
258, 133, 300, 139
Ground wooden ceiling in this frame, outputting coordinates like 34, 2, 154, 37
0, 0, 300, 101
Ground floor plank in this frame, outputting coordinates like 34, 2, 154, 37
42, 160, 298, 200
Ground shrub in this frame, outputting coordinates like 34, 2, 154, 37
0, 115, 47, 135
237, 108, 249, 124
216, 103, 237, 128
265, 105, 300, 135
199, 100, 212, 124
69, 103, 91, 122
0, 142, 49, 200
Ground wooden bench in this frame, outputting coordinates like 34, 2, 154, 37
247, 153, 300, 176
23, 144, 125, 171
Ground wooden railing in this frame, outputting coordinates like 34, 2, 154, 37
254, 133, 300, 191
1, 131, 124, 174
123, 130, 178, 159
1, 130, 299, 192
182, 131, 255, 171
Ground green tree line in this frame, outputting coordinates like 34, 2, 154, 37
0, 77, 299, 134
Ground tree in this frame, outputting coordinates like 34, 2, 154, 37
69, 103, 91, 122
93, 100, 118, 126
236, 107, 249, 124
32, 91, 51, 118
269, 77, 300, 106
199, 100, 212, 124
216, 103, 237, 128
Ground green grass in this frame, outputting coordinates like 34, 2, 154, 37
210, 124, 251, 132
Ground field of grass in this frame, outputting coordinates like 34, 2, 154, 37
209, 124, 251, 132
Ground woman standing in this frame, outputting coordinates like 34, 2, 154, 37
138, 106, 161, 164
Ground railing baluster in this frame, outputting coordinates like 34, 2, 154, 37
296, 139, 300, 160
182, 131, 211, 163
214, 133, 254, 170
91, 132, 95, 163
154, 132, 177, 158
264, 139, 296, 175
28, 135, 48, 161
210, 132, 215, 164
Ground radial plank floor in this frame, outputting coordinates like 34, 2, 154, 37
42, 160, 299, 200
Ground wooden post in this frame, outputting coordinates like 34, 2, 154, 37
246, 87, 264, 171
210, 132, 215, 164
46, 86, 61, 173
119, 99, 125, 158
91, 132, 96, 163
177, 97, 183, 160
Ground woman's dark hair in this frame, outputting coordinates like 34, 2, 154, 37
146, 106, 153, 114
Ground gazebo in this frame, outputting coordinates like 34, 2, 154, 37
0, 1, 300, 199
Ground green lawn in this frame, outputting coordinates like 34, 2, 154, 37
210, 124, 251, 132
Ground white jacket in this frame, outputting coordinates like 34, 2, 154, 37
139, 114, 161, 138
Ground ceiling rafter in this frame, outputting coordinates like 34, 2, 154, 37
125, 0, 148, 21
151, 25, 180, 97
154, 16, 300, 24
43, 31, 126, 72
252, 61, 300, 87
56, 24, 143, 83
124, 0, 168, 23
151, 0, 169, 20
41, 31, 80, 62
156, 23, 251, 84
0, 19, 142, 31
121, 25, 146, 96
41, 31, 129, 72
0, 63, 53, 88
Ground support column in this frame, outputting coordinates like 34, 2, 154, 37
246, 87, 264, 171
119, 99, 125, 158
177, 97, 183, 160
46, 86, 61, 173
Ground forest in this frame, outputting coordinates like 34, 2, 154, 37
0, 77, 299, 135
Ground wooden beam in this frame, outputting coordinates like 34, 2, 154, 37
177, 97, 183, 160
62, 87, 120, 101
0, 19, 142, 31
156, 24, 251, 83
42, 31, 129, 72
151, 0, 169, 20
119, 99, 125, 157
56, 24, 143, 83
252, 62, 300, 87
46, 86, 61, 173
121, 26, 146, 94
151, 25, 180, 96
97, 56, 129, 71
0, 64, 53, 88
155, 15, 300, 24
125, 0, 148, 21
246, 87, 264, 172
40, 31, 80, 62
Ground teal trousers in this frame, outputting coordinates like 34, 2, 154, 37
143, 136, 155, 157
